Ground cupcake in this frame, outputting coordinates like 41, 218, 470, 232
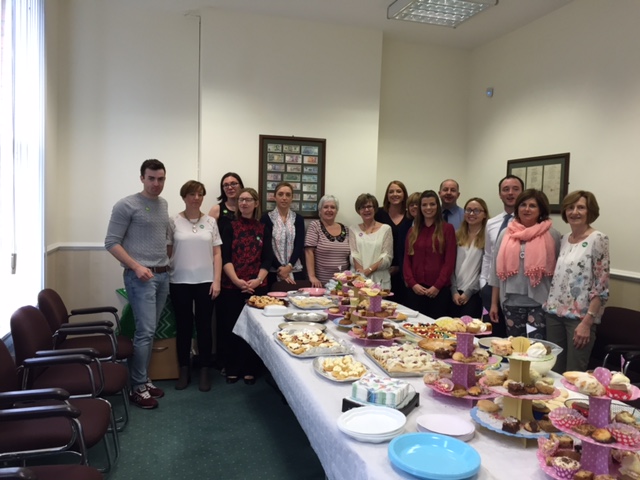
552, 456, 581, 479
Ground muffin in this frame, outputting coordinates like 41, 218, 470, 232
552, 456, 581, 479
591, 428, 614, 444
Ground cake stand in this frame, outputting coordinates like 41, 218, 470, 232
427, 331, 499, 402
545, 380, 640, 476
474, 349, 560, 443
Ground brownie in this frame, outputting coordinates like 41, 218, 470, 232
507, 381, 526, 396
502, 416, 521, 434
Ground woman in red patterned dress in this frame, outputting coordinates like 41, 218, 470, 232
218, 188, 273, 385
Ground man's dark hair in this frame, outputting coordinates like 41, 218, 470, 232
498, 174, 524, 191
140, 159, 166, 177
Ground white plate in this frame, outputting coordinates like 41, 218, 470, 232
337, 405, 406, 436
416, 414, 475, 439
477, 336, 501, 349
278, 322, 326, 331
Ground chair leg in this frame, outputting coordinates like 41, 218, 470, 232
116, 387, 130, 431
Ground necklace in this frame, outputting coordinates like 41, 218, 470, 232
361, 221, 377, 234
185, 211, 203, 233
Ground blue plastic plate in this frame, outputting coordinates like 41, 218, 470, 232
388, 433, 481, 479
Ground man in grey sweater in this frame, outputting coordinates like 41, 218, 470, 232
105, 159, 170, 409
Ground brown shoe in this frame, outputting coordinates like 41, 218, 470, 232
199, 367, 211, 392
175, 366, 190, 390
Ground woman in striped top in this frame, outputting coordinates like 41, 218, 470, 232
305, 195, 350, 287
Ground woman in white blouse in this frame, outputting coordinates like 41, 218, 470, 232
349, 193, 393, 289
169, 180, 222, 392
544, 190, 610, 372
450, 198, 489, 318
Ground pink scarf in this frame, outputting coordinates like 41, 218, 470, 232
496, 219, 556, 287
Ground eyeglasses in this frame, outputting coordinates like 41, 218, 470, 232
464, 208, 485, 215
359, 205, 374, 211
222, 182, 239, 189
238, 197, 255, 203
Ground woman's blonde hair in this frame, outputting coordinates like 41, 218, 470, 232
456, 197, 489, 249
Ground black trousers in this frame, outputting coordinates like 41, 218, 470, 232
170, 282, 214, 368
217, 287, 267, 377
450, 291, 483, 319
406, 286, 452, 319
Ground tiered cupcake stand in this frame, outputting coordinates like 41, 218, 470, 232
426, 331, 499, 401
538, 379, 640, 477
346, 293, 395, 347
472, 351, 560, 442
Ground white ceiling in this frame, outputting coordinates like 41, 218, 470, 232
145, 0, 574, 49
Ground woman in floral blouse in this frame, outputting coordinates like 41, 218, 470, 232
544, 190, 610, 372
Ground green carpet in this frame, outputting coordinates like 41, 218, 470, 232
97, 374, 325, 480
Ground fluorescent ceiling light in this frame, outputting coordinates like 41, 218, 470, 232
388, 0, 499, 28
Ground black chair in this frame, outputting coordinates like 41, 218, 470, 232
0, 337, 118, 472
37, 288, 133, 362
0, 466, 103, 480
591, 306, 640, 379
10, 306, 130, 433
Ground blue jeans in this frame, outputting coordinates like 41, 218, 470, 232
124, 269, 170, 389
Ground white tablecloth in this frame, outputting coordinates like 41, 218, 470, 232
233, 305, 554, 480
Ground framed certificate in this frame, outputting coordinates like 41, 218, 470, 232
507, 152, 570, 213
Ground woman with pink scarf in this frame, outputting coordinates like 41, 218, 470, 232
489, 189, 560, 339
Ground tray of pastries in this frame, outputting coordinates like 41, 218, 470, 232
363, 343, 434, 377
433, 317, 493, 335
288, 295, 337, 310
400, 322, 451, 339
247, 295, 286, 309
274, 328, 350, 357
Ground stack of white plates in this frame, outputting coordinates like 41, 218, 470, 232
416, 413, 475, 442
337, 406, 406, 443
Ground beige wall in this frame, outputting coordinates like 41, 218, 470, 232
45, 0, 640, 313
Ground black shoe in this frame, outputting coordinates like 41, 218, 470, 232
244, 376, 256, 385
226, 376, 239, 384
175, 366, 190, 390
199, 367, 211, 392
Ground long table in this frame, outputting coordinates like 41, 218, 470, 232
233, 304, 557, 480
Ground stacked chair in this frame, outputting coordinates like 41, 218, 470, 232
14, 299, 131, 431
36, 288, 133, 363
0, 336, 115, 473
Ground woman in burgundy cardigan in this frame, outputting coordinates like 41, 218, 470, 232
218, 187, 273, 385
403, 190, 456, 319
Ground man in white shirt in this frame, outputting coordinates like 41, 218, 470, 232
439, 179, 464, 230
480, 174, 524, 337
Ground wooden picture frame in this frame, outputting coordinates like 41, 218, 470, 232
259, 135, 326, 218
507, 152, 570, 214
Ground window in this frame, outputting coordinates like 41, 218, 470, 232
0, 0, 45, 337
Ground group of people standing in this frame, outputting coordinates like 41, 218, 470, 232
105, 160, 609, 410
